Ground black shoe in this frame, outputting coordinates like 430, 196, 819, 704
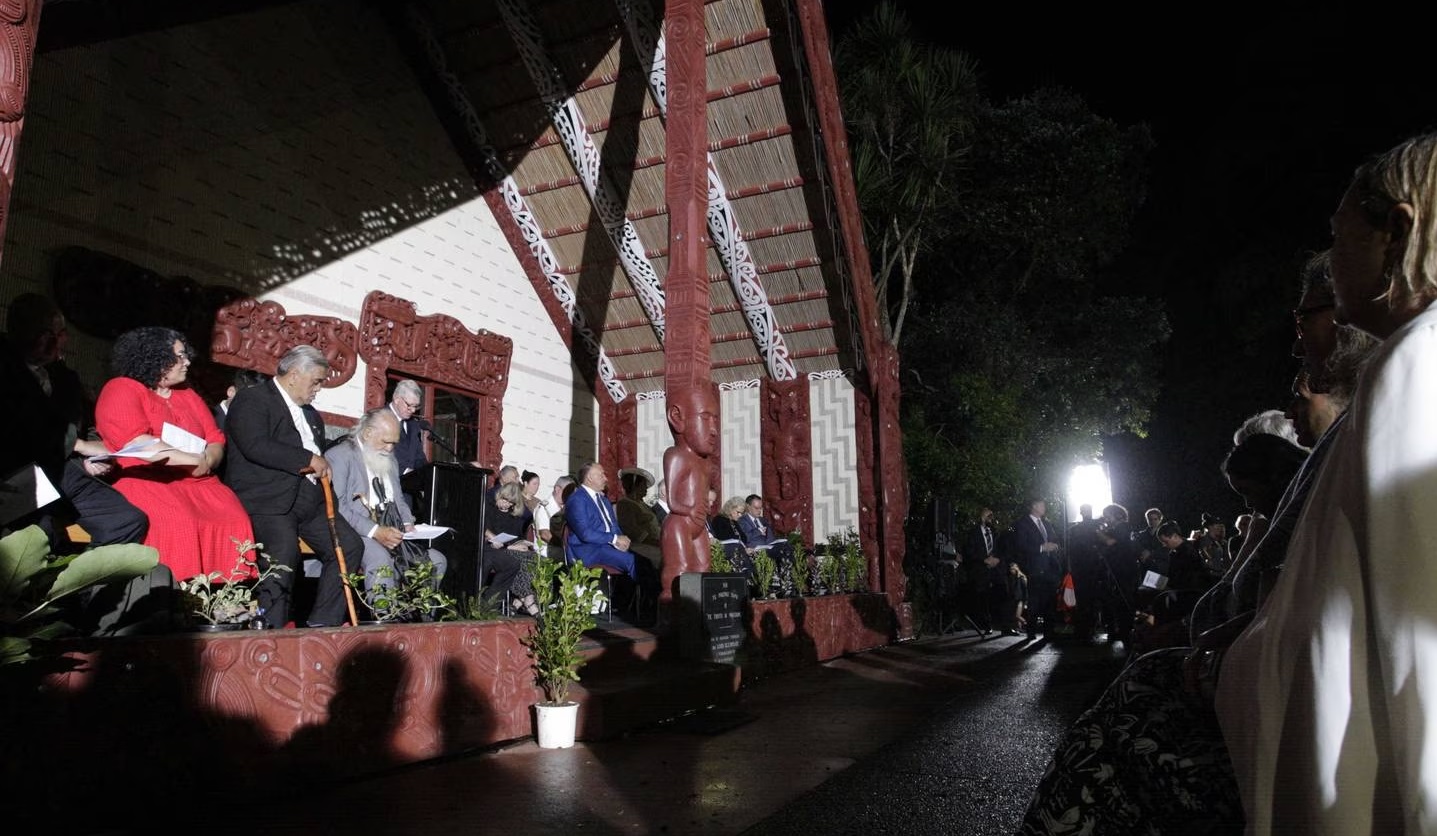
1002, 629, 1020, 636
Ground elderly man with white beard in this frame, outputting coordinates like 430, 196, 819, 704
325, 407, 446, 594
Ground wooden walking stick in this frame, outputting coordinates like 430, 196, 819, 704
320, 474, 360, 626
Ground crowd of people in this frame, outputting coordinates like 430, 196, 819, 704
1012, 131, 1437, 835
0, 311, 794, 629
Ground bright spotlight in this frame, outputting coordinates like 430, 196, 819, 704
1067, 463, 1113, 522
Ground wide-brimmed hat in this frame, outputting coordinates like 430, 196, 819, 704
618, 466, 655, 487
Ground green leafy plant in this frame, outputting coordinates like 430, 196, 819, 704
522, 554, 604, 705
818, 547, 844, 595
178, 538, 288, 625
842, 528, 868, 593
0, 525, 158, 665
344, 560, 454, 623
786, 531, 810, 596
708, 539, 735, 573
751, 548, 776, 600
456, 591, 504, 622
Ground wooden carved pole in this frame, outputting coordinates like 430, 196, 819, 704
0, 0, 42, 269
658, 0, 714, 609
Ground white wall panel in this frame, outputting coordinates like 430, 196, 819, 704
719, 384, 761, 503
634, 395, 670, 501
810, 375, 859, 543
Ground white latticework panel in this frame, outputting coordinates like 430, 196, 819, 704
810, 375, 858, 543
635, 396, 670, 500
719, 385, 762, 502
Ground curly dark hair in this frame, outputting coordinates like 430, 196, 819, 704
111, 326, 192, 388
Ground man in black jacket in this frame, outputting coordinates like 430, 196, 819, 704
224, 345, 361, 628
1010, 498, 1062, 640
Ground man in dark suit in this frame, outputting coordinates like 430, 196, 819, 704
961, 506, 1006, 633
1, 294, 148, 548
387, 379, 428, 478
212, 368, 267, 432
1011, 498, 1062, 640
224, 345, 362, 628
565, 461, 659, 601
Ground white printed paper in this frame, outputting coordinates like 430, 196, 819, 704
487, 532, 518, 548
405, 524, 452, 540
161, 422, 207, 455
1141, 570, 1169, 591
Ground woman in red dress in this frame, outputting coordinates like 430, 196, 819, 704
95, 327, 254, 581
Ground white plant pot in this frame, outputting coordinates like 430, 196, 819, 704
534, 701, 579, 749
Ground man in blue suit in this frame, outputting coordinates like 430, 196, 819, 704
565, 461, 659, 603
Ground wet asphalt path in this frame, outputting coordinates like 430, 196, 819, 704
742, 636, 1128, 836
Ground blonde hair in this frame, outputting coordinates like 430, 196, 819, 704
721, 496, 746, 518
496, 482, 525, 516
1349, 132, 1437, 308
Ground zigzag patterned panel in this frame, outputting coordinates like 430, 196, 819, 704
810, 375, 859, 543
720, 385, 762, 501
634, 395, 670, 499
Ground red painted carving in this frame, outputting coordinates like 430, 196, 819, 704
762, 378, 812, 545
796, 0, 908, 604
658, 0, 714, 613
853, 378, 878, 588
356, 291, 513, 472
597, 391, 636, 502
0, 0, 41, 262
661, 383, 718, 601
875, 345, 908, 601
211, 297, 358, 386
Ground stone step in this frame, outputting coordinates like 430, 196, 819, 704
569, 627, 742, 740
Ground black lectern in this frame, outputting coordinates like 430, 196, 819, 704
427, 461, 492, 606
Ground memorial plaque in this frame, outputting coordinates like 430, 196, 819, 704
678, 573, 749, 664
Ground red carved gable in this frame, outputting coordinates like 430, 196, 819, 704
211, 297, 358, 387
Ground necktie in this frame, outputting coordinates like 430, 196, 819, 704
595, 492, 612, 531
983, 526, 993, 554
31, 364, 51, 396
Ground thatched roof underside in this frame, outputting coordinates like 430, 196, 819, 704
418, 0, 858, 392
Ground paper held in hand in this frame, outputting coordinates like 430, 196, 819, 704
161, 422, 207, 455
486, 532, 519, 548
88, 423, 205, 463
405, 524, 452, 541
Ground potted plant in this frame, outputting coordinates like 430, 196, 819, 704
841, 528, 868, 593
521, 553, 604, 748
344, 560, 454, 624
178, 538, 287, 631
0, 525, 158, 664
708, 539, 735, 573
785, 530, 810, 596
751, 548, 777, 600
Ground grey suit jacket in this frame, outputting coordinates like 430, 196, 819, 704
324, 438, 415, 538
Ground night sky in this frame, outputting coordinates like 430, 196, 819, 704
825, 0, 1436, 525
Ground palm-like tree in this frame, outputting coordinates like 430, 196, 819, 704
835, 2, 981, 345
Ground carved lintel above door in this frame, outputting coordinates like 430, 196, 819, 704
211, 297, 358, 387
357, 291, 512, 470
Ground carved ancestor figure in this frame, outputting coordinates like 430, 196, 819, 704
661, 384, 719, 598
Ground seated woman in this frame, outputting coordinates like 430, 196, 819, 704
94, 327, 255, 582
483, 481, 538, 615
709, 496, 756, 583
